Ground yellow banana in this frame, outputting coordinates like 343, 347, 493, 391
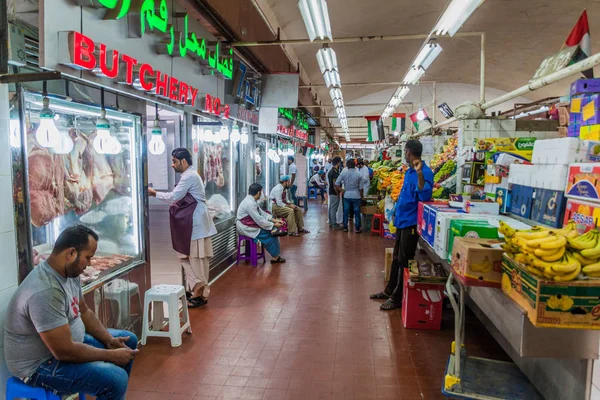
514, 229, 550, 240
582, 262, 600, 274
585, 272, 600, 278
514, 253, 530, 265
567, 230, 598, 250
572, 252, 599, 266
539, 235, 567, 250
581, 237, 600, 258
526, 236, 560, 248
498, 221, 516, 237
560, 296, 574, 311
551, 257, 579, 275
539, 246, 566, 262
553, 262, 581, 282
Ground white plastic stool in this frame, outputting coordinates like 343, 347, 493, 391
94, 279, 142, 329
141, 284, 192, 347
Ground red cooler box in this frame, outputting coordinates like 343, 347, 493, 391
401, 269, 444, 330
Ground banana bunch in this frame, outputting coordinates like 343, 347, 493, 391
565, 229, 600, 278
471, 256, 492, 272
502, 221, 583, 281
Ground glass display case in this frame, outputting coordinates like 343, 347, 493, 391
14, 91, 145, 289
192, 124, 234, 222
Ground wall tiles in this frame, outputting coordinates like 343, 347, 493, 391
0, 231, 18, 291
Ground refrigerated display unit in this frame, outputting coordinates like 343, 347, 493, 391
11, 88, 149, 335
191, 121, 237, 279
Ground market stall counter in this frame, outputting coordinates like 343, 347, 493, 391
12, 89, 149, 336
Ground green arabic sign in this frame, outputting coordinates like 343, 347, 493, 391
278, 107, 309, 131
97, 0, 233, 79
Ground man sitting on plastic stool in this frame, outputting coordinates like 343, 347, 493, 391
309, 170, 327, 201
4, 225, 139, 400
270, 175, 310, 237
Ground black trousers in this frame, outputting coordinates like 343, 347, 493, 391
385, 225, 419, 304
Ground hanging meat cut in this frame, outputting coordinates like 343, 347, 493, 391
28, 135, 66, 227
83, 132, 115, 204
64, 130, 93, 214
203, 144, 225, 187
107, 152, 130, 195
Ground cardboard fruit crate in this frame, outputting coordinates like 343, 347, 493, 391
502, 254, 600, 330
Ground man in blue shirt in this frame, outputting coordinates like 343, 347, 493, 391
335, 159, 367, 233
370, 140, 434, 310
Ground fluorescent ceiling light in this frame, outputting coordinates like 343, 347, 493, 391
433, 0, 485, 37
323, 70, 341, 88
317, 47, 338, 73
298, 0, 333, 41
329, 88, 343, 101
403, 67, 426, 85
413, 40, 443, 70
333, 98, 344, 108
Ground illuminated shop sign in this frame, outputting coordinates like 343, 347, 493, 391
63, 31, 200, 106
204, 94, 231, 119
92, 0, 233, 79
277, 124, 307, 141
278, 108, 309, 131
233, 63, 260, 106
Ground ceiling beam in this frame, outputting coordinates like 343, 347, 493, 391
228, 31, 484, 47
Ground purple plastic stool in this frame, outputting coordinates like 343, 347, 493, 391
237, 235, 266, 267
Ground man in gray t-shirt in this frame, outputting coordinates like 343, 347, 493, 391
4, 225, 139, 400
335, 159, 368, 233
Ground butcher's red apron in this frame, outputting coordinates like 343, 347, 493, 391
169, 193, 198, 256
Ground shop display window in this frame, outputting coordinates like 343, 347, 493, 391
19, 91, 145, 287
192, 124, 234, 222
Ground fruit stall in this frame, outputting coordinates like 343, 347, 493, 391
391, 77, 600, 400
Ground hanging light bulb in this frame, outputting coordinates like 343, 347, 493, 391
93, 109, 113, 154
231, 124, 241, 143
201, 128, 211, 142
213, 129, 222, 144
416, 106, 426, 121
109, 136, 123, 154
53, 130, 74, 154
35, 96, 60, 148
148, 119, 166, 155
220, 125, 230, 141
287, 148, 294, 156
240, 125, 249, 144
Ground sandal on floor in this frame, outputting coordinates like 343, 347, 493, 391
271, 228, 288, 237
289, 232, 300, 237
380, 299, 400, 311
186, 291, 193, 300
299, 229, 310, 234
271, 257, 286, 264
188, 297, 208, 308
370, 291, 391, 300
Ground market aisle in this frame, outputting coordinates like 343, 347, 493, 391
128, 203, 510, 400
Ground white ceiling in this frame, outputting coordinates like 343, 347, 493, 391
263, 0, 600, 140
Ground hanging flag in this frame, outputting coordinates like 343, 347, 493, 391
391, 113, 406, 133
365, 116, 379, 142
565, 10, 593, 78
409, 110, 429, 131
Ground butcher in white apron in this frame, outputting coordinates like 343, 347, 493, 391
149, 148, 217, 308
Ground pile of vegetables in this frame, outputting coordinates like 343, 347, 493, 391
431, 136, 458, 171
434, 159, 456, 184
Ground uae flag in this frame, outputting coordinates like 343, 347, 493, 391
365, 116, 379, 142
565, 10, 593, 78
391, 113, 406, 133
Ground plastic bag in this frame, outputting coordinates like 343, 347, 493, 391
455, 101, 485, 120
389, 219, 397, 234
384, 195, 396, 223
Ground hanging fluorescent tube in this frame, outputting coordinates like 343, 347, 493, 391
316, 47, 338, 73
298, 0, 333, 42
413, 40, 443, 70
329, 88, 343, 101
403, 66, 426, 85
433, 0, 485, 37
323, 70, 341, 88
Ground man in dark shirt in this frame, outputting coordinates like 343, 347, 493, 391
327, 157, 343, 229
370, 140, 434, 310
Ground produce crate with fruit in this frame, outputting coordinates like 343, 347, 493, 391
499, 220, 600, 328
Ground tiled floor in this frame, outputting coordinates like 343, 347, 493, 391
131, 202, 510, 399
